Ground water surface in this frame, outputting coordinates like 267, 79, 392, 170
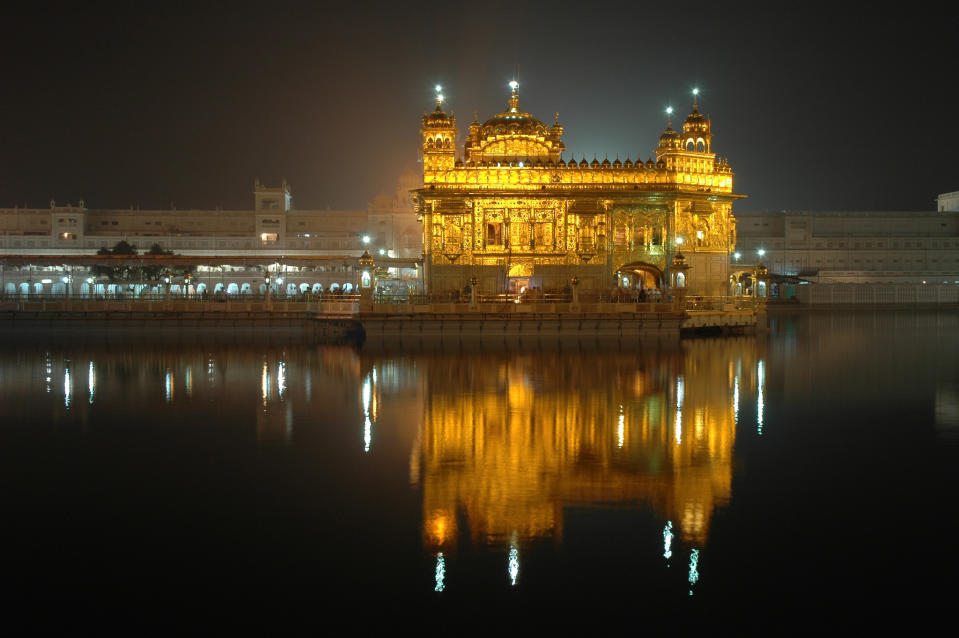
1, 312, 956, 614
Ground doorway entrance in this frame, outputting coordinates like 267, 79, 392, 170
508, 277, 530, 295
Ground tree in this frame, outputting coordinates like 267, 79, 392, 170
93, 241, 138, 281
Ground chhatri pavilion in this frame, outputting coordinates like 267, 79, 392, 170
412, 82, 744, 297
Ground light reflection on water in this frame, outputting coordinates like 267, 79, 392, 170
1, 311, 957, 608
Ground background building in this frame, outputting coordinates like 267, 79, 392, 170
0, 173, 423, 298
734, 206, 959, 286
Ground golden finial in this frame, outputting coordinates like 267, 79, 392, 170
508, 80, 519, 112
666, 106, 673, 128
692, 88, 699, 110
554, 112, 560, 125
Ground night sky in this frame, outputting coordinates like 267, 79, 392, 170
2, 3, 953, 212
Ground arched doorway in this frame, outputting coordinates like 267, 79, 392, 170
507, 262, 532, 294
616, 262, 664, 291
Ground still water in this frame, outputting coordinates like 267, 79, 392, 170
1, 311, 957, 612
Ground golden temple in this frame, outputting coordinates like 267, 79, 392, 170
413, 83, 744, 297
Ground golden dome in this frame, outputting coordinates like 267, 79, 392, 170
659, 124, 680, 147
424, 104, 454, 128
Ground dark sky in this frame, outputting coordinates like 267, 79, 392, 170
2, 2, 953, 212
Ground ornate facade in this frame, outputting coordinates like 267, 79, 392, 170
413, 84, 744, 296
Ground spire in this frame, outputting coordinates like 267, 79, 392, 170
434, 84, 445, 109
692, 87, 700, 111
666, 106, 674, 129
508, 80, 519, 112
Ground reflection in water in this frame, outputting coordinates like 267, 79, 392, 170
361, 367, 380, 453
663, 520, 674, 562
63, 362, 71, 409
2, 312, 956, 603
415, 339, 763, 560
88, 361, 95, 404
0, 333, 767, 598
688, 548, 700, 596
757, 359, 765, 435
508, 543, 520, 586
434, 552, 446, 592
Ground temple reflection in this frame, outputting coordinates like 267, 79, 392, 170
413, 339, 763, 552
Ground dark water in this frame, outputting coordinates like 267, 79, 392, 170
1, 312, 957, 616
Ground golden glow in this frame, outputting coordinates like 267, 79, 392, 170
416, 84, 743, 296
412, 339, 760, 551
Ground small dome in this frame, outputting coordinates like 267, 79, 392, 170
624, 158, 633, 168
424, 104, 452, 127
612, 158, 622, 168
579, 157, 589, 168
590, 157, 601, 168
558, 158, 567, 168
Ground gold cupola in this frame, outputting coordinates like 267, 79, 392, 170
422, 86, 457, 171
464, 81, 565, 164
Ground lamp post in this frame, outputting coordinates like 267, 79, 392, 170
755, 248, 769, 300
163, 270, 173, 301
184, 271, 193, 300
468, 276, 479, 310
264, 272, 272, 310
569, 275, 580, 310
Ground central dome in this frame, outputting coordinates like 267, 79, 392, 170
464, 83, 564, 164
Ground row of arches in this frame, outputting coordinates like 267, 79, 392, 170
426, 136, 452, 149
2, 281, 356, 299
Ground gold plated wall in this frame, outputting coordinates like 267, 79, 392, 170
414, 86, 744, 296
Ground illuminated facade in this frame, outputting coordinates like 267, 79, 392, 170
413, 84, 744, 296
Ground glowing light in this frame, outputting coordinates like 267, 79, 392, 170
509, 80, 519, 90
276, 277, 283, 285
434, 84, 442, 93
277, 361, 286, 399
675, 236, 684, 245
757, 248, 766, 257
362, 372, 373, 453
436, 94, 444, 104
261, 361, 269, 406
666, 106, 673, 115
378, 249, 386, 256
675, 375, 685, 445
733, 375, 740, 425
692, 88, 700, 96
688, 549, 700, 595
63, 364, 71, 409
165, 368, 173, 403
757, 359, 765, 435
434, 553, 446, 592
508, 545, 520, 586
617, 410, 625, 449
734, 252, 741, 260
362, 235, 370, 244
663, 521, 674, 561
